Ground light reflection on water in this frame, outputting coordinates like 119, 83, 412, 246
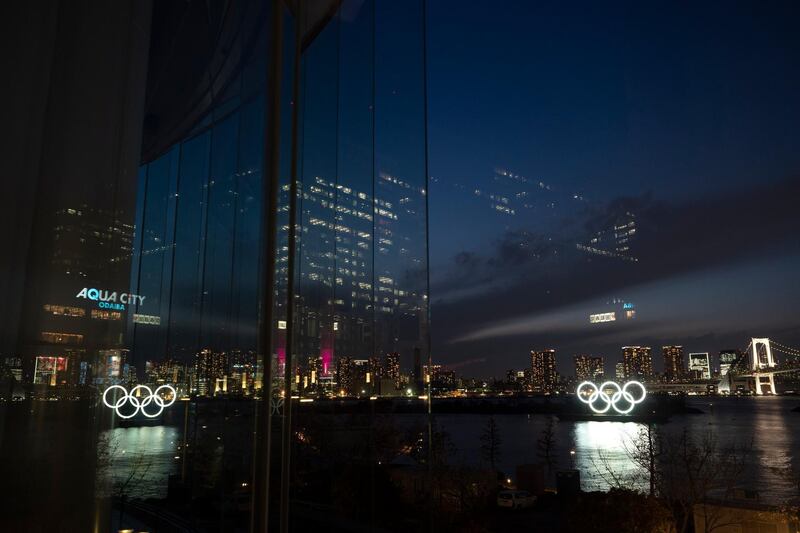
100, 425, 180, 499
95, 396, 800, 504
438, 396, 800, 504
572, 421, 644, 491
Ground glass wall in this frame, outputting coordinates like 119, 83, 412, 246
129, 1, 432, 530
0, 0, 430, 530
281, 0, 431, 529
129, 95, 265, 533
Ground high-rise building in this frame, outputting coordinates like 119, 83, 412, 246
574, 355, 604, 381
351, 359, 370, 396
368, 356, 382, 381
578, 212, 638, 262
413, 346, 422, 391
615, 362, 626, 380
622, 346, 653, 379
530, 349, 557, 393
689, 352, 711, 380
424, 364, 456, 391
336, 356, 354, 396
384, 352, 401, 387
719, 349, 743, 376
662, 345, 685, 381
196, 349, 228, 396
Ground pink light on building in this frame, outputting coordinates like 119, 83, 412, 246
277, 346, 286, 377
320, 347, 332, 376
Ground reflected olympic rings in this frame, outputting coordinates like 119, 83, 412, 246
102, 384, 176, 419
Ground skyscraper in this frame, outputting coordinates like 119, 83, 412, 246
574, 354, 604, 381
531, 349, 557, 393
196, 349, 228, 396
622, 346, 653, 379
336, 356, 354, 396
615, 362, 626, 380
385, 352, 401, 388
413, 346, 422, 391
662, 345, 685, 382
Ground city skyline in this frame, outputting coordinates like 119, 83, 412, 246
3, 1, 800, 531
426, 0, 800, 376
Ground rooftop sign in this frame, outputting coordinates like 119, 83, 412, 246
589, 312, 616, 324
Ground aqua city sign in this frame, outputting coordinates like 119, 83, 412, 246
75, 287, 146, 311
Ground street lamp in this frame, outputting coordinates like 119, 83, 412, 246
570, 449, 576, 469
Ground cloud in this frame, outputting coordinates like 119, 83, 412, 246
431, 177, 800, 372
451, 252, 800, 344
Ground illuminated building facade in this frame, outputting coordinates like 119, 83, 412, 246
662, 345, 685, 381
578, 211, 638, 262
531, 349, 557, 393
15, 206, 137, 392
574, 355, 604, 381
335, 356, 354, 396
588, 299, 637, 325
615, 362, 626, 380
689, 352, 712, 379
384, 351, 401, 387
622, 346, 653, 380
195, 349, 229, 396
719, 349, 743, 376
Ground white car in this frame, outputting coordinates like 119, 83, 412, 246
497, 490, 536, 509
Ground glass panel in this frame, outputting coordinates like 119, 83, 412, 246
129, 147, 179, 375
168, 131, 210, 372
280, 1, 432, 529
374, 0, 429, 396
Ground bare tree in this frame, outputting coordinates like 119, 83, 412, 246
480, 416, 502, 471
659, 429, 749, 533
536, 415, 558, 478
95, 434, 153, 528
625, 423, 662, 497
617, 427, 749, 533
588, 426, 752, 533
588, 447, 645, 491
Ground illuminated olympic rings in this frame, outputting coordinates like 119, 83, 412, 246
102, 384, 176, 419
576, 380, 646, 415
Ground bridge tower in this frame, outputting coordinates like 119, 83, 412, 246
751, 338, 776, 395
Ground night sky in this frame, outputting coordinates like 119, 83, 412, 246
425, 1, 800, 377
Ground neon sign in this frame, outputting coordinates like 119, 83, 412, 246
76, 288, 146, 311
132, 314, 161, 325
589, 312, 616, 324
576, 380, 646, 414
102, 384, 176, 419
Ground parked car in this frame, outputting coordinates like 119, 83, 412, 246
497, 490, 536, 509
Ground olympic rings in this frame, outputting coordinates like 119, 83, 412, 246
576, 380, 646, 415
102, 384, 176, 419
